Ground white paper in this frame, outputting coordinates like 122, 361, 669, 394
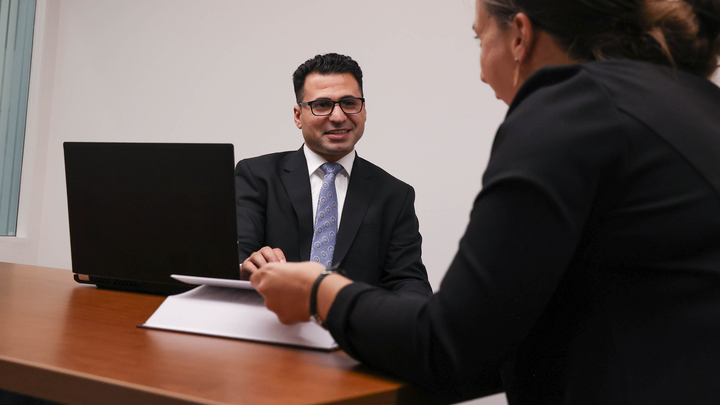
171, 274, 254, 290
140, 285, 338, 351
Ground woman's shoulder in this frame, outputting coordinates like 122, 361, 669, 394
492, 60, 720, 196
504, 62, 619, 130
509, 60, 719, 120
500, 60, 720, 149
494, 62, 629, 158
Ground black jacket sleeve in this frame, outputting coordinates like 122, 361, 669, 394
235, 159, 268, 262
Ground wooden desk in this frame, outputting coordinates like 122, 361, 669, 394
0, 262, 422, 405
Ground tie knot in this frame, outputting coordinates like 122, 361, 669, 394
321, 162, 343, 176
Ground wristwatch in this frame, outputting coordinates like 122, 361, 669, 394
309, 266, 345, 328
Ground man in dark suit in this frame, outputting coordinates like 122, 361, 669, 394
236, 53, 431, 297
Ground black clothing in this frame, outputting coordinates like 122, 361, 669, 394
326, 61, 720, 404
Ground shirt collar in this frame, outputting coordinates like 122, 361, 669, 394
303, 144, 355, 177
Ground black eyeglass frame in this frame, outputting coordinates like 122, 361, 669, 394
298, 97, 366, 116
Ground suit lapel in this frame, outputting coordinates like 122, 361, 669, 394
334, 156, 375, 265
281, 148, 314, 261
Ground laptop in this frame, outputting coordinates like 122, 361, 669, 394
63, 142, 240, 295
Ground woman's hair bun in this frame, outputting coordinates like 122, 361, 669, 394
671, 0, 720, 76
483, 0, 720, 77
641, 0, 720, 77
686, 0, 720, 40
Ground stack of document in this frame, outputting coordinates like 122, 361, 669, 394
139, 275, 338, 351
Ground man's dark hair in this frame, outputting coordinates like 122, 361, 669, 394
292, 53, 364, 103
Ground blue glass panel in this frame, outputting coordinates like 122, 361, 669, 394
0, 0, 36, 236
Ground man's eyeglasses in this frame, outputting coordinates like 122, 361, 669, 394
298, 97, 365, 116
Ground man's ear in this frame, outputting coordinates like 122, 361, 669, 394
293, 106, 302, 129
511, 12, 535, 62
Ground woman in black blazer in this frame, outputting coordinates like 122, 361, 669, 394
250, 0, 720, 403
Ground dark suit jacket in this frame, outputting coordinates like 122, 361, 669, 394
235, 149, 432, 296
326, 61, 720, 404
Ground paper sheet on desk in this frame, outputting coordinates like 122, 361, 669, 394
140, 285, 338, 351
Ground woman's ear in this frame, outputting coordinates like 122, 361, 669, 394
511, 12, 535, 62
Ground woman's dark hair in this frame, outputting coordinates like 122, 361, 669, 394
483, 0, 720, 77
292, 53, 364, 103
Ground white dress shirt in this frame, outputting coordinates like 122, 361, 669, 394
303, 144, 355, 228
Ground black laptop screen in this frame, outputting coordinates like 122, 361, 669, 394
63, 142, 240, 294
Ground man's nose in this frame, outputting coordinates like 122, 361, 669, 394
328, 104, 347, 122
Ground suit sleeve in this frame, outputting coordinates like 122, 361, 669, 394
324, 67, 624, 401
378, 186, 433, 297
235, 160, 267, 262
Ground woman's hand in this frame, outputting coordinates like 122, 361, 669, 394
250, 262, 325, 324
251, 261, 353, 325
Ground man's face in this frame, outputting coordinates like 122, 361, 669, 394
293, 73, 366, 162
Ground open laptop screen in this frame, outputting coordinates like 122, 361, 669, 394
63, 142, 239, 295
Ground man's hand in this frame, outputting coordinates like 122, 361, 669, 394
240, 246, 286, 279
250, 262, 325, 324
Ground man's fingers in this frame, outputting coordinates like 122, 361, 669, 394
258, 246, 283, 263
273, 248, 287, 263
249, 250, 270, 267
242, 246, 287, 279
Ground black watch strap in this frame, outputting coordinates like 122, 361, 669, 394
309, 266, 344, 328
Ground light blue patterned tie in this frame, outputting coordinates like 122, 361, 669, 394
310, 162, 343, 266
